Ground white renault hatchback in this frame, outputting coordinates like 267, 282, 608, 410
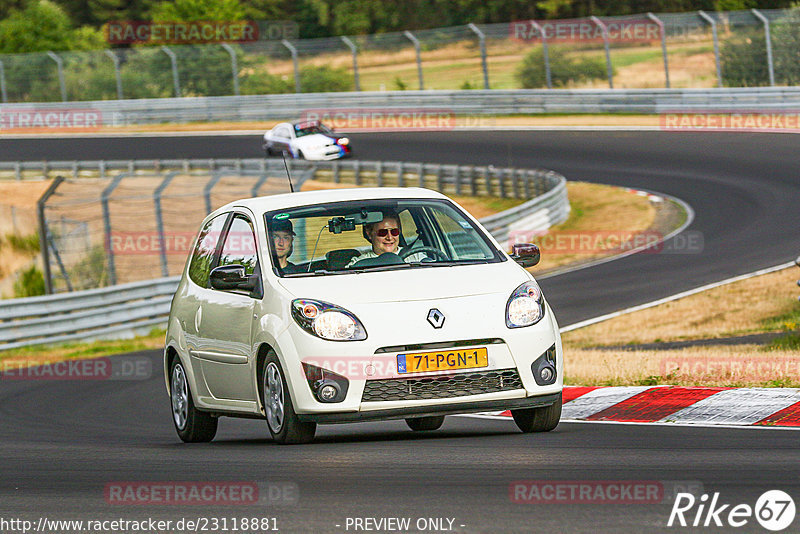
165, 187, 563, 444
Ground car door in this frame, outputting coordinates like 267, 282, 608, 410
271, 125, 293, 154
193, 211, 260, 403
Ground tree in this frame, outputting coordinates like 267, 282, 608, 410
0, 0, 75, 53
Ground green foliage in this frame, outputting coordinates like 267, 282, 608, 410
0, 0, 74, 53
721, 10, 800, 86
69, 246, 109, 290
240, 70, 292, 95
6, 233, 40, 254
515, 46, 609, 88
393, 76, 407, 90
299, 65, 353, 93
460, 79, 477, 90
13, 265, 45, 298
149, 0, 247, 22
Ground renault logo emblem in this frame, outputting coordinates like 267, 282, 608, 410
427, 308, 445, 329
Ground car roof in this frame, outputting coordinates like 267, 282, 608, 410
216, 187, 450, 216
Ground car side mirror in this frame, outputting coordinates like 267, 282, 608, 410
510, 243, 540, 268
210, 265, 257, 291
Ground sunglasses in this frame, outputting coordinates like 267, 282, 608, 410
375, 228, 400, 237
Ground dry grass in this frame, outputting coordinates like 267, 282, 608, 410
531, 181, 655, 272
564, 267, 800, 348
565, 345, 800, 387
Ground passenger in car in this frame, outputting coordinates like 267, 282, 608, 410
346, 210, 425, 267
271, 219, 301, 273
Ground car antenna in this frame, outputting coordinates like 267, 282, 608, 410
281, 151, 295, 193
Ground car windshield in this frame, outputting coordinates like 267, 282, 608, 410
294, 122, 332, 137
265, 199, 503, 277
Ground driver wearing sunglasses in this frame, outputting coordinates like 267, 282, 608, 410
346, 210, 426, 267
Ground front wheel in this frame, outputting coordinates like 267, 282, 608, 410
511, 394, 562, 433
262, 351, 316, 444
405, 416, 445, 431
170, 358, 218, 443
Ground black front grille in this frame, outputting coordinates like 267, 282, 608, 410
361, 368, 523, 402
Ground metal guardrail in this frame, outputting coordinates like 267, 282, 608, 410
1, 87, 799, 127
0, 158, 568, 350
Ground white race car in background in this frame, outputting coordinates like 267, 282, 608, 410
263, 120, 351, 161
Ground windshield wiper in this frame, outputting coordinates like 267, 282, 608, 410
407, 260, 490, 268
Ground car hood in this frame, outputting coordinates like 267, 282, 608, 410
293, 134, 336, 148
275, 260, 530, 305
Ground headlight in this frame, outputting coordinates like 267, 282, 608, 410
291, 299, 367, 341
337, 137, 349, 146
506, 281, 544, 328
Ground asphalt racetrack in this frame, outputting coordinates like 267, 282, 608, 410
1, 130, 799, 532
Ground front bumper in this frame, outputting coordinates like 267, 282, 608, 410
296, 392, 561, 424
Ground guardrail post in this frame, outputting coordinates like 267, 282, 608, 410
282, 40, 301, 93
332, 160, 340, 183
376, 161, 383, 187
396, 162, 404, 187
104, 50, 124, 100
340, 36, 360, 91
527, 20, 551, 89
101, 173, 127, 287
46, 51, 67, 101
455, 166, 463, 195
468, 24, 490, 89
483, 167, 492, 196
204, 172, 224, 214
647, 13, 670, 88
37, 176, 65, 294
403, 31, 424, 90
154, 171, 179, 278
353, 160, 361, 185
468, 166, 477, 196
418, 163, 425, 188
0, 59, 7, 103
751, 9, 775, 87
160, 46, 181, 97
436, 165, 444, 192
590, 17, 613, 89
698, 11, 722, 88
522, 170, 531, 198
221, 43, 240, 96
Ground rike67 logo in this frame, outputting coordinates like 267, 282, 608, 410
668, 490, 795, 531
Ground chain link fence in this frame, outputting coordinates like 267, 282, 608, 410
1, 8, 799, 104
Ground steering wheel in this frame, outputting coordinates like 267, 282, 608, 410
400, 246, 450, 261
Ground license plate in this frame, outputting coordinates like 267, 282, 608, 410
396, 347, 488, 374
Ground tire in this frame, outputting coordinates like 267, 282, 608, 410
405, 415, 445, 432
511, 393, 562, 433
169, 358, 218, 443
261, 350, 316, 444
296, 149, 304, 160
265, 145, 275, 157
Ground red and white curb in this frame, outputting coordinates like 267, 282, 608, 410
484, 386, 800, 428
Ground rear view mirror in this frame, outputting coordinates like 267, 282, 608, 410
510, 243, 540, 268
352, 210, 384, 225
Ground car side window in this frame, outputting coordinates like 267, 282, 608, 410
275, 127, 290, 139
218, 214, 258, 276
188, 213, 228, 288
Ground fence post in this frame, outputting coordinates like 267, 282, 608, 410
160, 46, 181, 97
647, 13, 670, 89
282, 40, 301, 93
104, 50, 124, 100
527, 20, 551, 89
101, 173, 127, 287
698, 11, 722, 88
37, 175, 65, 294
46, 51, 67, 102
751, 9, 775, 87
0, 59, 7, 103
220, 43, 240, 96
154, 171, 179, 278
404, 31, 424, 90
340, 36, 361, 91
468, 23, 490, 89
204, 172, 224, 214
590, 17, 613, 89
